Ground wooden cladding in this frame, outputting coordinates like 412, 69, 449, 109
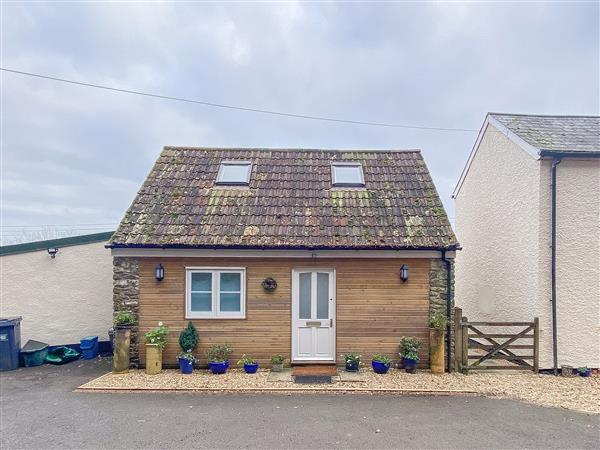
138, 257, 431, 367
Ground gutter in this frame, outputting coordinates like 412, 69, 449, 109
550, 158, 562, 375
441, 250, 453, 372
539, 150, 599, 159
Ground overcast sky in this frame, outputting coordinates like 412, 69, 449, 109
1, 1, 598, 244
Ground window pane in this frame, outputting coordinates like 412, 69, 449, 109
317, 273, 329, 319
220, 272, 241, 291
333, 165, 363, 184
219, 164, 250, 184
299, 272, 312, 319
220, 293, 241, 312
191, 272, 212, 291
191, 292, 212, 312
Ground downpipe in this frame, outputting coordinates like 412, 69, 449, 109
551, 158, 561, 375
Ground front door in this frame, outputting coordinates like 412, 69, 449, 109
291, 269, 336, 362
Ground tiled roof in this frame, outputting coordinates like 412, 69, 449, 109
110, 148, 458, 250
491, 113, 599, 153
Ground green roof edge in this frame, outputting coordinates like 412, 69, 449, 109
0, 231, 115, 256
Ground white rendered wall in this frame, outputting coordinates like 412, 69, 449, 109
454, 124, 551, 366
538, 158, 600, 368
0, 241, 113, 345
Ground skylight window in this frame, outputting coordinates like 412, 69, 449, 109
331, 162, 365, 187
216, 161, 252, 185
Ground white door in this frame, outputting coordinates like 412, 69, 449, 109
291, 269, 336, 362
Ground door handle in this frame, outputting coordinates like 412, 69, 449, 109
330, 318, 333, 327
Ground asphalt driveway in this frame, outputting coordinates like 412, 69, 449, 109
1, 359, 598, 449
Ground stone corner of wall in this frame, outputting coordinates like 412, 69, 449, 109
112, 256, 140, 365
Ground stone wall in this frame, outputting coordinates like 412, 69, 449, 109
428, 258, 455, 370
113, 257, 140, 366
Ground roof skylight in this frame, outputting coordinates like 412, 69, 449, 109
216, 161, 252, 185
331, 162, 365, 187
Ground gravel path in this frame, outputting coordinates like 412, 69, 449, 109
79, 368, 599, 414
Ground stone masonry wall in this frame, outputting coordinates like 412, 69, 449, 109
113, 257, 140, 366
429, 258, 455, 371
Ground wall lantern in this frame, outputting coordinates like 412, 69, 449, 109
400, 264, 409, 283
155, 264, 165, 281
47, 247, 59, 258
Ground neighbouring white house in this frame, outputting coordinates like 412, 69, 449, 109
453, 113, 599, 371
0, 232, 114, 346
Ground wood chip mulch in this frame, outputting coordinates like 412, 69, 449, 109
77, 368, 599, 415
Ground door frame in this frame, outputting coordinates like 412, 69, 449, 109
291, 267, 336, 363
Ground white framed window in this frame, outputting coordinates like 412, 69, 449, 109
331, 162, 365, 187
185, 268, 246, 319
216, 161, 252, 185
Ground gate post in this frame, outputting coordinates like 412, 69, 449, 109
461, 317, 469, 374
454, 308, 463, 372
533, 317, 540, 373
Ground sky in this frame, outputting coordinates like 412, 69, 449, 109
1, 1, 598, 244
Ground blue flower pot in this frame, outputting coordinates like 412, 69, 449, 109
579, 369, 592, 378
372, 360, 390, 374
345, 361, 359, 372
178, 357, 194, 374
402, 357, 418, 374
244, 362, 259, 374
209, 361, 230, 374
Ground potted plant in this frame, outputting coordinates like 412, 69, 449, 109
237, 355, 259, 374
144, 322, 169, 375
342, 353, 361, 372
270, 354, 285, 372
371, 354, 392, 374
428, 312, 447, 374
577, 366, 592, 378
177, 322, 199, 375
399, 336, 422, 374
206, 344, 233, 374
112, 311, 136, 374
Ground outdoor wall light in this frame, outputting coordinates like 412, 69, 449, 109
47, 247, 59, 258
400, 264, 409, 283
155, 264, 165, 281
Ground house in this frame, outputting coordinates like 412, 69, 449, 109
108, 148, 458, 368
453, 113, 600, 370
0, 232, 114, 346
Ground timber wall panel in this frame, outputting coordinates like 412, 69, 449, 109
138, 257, 431, 367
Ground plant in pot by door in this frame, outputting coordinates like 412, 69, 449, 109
399, 336, 422, 374
177, 322, 199, 375
206, 344, 233, 374
112, 311, 136, 374
428, 312, 447, 374
342, 353, 361, 372
237, 355, 259, 374
144, 322, 169, 375
371, 354, 392, 374
270, 354, 285, 372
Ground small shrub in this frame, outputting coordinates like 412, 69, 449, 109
144, 322, 169, 350
205, 344, 233, 362
427, 312, 447, 331
342, 353, 361, 366
270, 354, 285, 365
179, 322, 199, 352
178, 351, 196, 362
399, 336, 422, 361
372, 354, 392, 365
577, 366, 589, 374
113, 311, 135, 326
237, 354, 256, 366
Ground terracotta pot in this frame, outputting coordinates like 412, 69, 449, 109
145, 344, 162, 375
429, 328, 445, 374
113, 327, 131, 374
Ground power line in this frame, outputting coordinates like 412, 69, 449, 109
1, 67, 479, 133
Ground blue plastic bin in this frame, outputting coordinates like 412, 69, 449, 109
80, 336, 99, 359
0, 317, 22, 371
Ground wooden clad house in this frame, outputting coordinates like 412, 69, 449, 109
108, 148, 458, 369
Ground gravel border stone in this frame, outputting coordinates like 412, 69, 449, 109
77, 368, 599, 414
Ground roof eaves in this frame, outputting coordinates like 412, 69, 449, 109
1, 231, 115, 256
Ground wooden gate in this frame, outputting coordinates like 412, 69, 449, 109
454, 308, 539, 373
